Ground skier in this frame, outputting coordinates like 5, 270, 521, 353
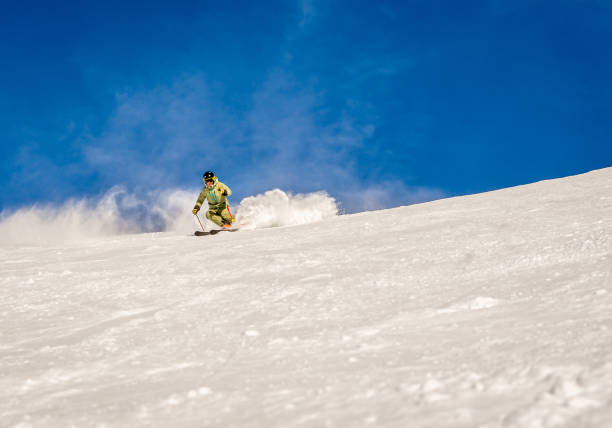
192, 171, 234, 229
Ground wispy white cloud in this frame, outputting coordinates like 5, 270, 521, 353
242, 69, 445, 212
82, 73, 238, 191
243, 70, 368, 192
7, 143, 85, 203
336, 180, 446, 213
69, 67, 443, 214
51, 0, 445, 215
298, 0, 315, 29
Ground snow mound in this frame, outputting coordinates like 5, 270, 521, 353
235, 189, 338, 229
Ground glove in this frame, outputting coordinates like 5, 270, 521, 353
222, 190, 228, 196
192, 206, 200, 215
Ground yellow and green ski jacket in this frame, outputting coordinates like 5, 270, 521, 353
194, 179, 232, 210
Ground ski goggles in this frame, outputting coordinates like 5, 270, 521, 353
203, 177, 215, 183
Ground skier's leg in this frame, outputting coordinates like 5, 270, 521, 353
220, 204, 233, 225
206, 209, 224, 227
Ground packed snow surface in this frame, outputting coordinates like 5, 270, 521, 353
1, 169, 611, 427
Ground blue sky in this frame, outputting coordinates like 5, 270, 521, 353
1, 0, 611, 213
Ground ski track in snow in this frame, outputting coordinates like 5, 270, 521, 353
1, 168, 612, 427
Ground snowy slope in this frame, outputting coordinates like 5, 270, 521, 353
1, 168, 611, 428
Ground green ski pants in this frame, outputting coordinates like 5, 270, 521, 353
206, 203, 233, 227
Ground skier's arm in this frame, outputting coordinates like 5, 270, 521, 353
193, 187, 207, 213
220, 183, 232, 197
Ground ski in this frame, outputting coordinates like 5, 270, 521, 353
194, 228, 239, 236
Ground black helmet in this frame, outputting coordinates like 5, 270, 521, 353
203, 171, 215, 182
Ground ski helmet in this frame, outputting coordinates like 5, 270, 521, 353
203, 171, 215, 181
